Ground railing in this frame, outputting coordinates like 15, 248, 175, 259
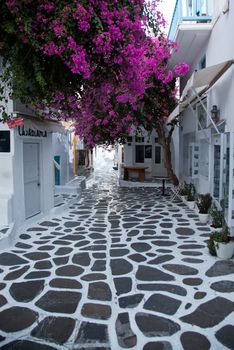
168, 0, 212, 41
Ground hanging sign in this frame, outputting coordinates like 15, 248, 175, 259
18, 125, 47, 137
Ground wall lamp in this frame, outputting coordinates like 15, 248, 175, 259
210, 105, 220, 123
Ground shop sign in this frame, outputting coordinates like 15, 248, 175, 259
0, 131, 10, 152
18, 125, 47, 137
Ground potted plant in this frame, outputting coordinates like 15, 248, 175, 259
179, 183, 190, 201
209, 202, 224, 228
212, 225, 234, 259
196, 193, 212, 223
186, 184, 196, 209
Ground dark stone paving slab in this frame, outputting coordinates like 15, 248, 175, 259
40, 221, 59, 227
143, 341, 172, 350
182, 258, 204, 264
131, 243, 151, 252
23, 252, 51, 261
20, 233, 31, 239
163, 264, 198, 276
194, 291, 206, 299
183, 278, 203, 286
91, 260, 106, 271
110, 249, 129, 257
56, 264, 84, 277
9, 280, 44, 302
210, 280, 234, 293
180, 331, 211, 350
215, 325, 234, 350
176, 227, 195, 236
72, 252, 91, 266
53, 256, 69, 265
93, 253, 106, 259
0, 283, 6, 290
114, 277, 132, 295
15, 242, 32, 249
147, 255, 174, 265
34, 260, 53, 270
206, 260, 234, 277
3, 265, 30, 280
81, 244, 106, 251
49, 278, 82, 289
64, 221, 80, 227
36, 290, 81, 313
88, 282, 112, 301
135, 312, 180, 336
144, 293, 181, 315
116, 312, 137, 348
119, 294, 144, 308
38, 245, 55, 251
152, 240, 177, 247
181, 297, 234, 328
136, 266, 174, 281
0, 295, 7, 307
0, 253, 28, 266
0, 307, 38, 332
31, 316, 75, 345
128, 253, 147, 262
75, 322, 109, 346
178, 244, 205, 250
55, 247, 73, 256
137, 283, 187, 296
81, 303, 111, 320
110, 259, 133, 275
27, 227, 49, 231
24, 271, 50, 279
81, 273, 107, 281
1, 340, 57, 350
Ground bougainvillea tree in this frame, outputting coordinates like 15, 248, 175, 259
0, 0, 189, 184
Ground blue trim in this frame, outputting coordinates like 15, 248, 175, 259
168, 0, 212, 41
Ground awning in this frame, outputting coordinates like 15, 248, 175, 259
167, 87, 206, 123
22, 115, 65, 134
167, 59, 234, 124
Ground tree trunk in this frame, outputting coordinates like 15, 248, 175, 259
157, 124, 179, 186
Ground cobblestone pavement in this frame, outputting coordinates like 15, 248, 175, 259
0, 155, 234, 349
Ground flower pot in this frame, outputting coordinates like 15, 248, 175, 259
187, 201, 195, 209
215, 241, 234, 259
198, 213, 210, 224
181, 195, 187, 202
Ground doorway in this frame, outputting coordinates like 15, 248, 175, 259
23, 142, 41, 218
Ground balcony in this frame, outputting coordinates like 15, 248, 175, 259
168, 0, 212, 41
168, 0, 213, 67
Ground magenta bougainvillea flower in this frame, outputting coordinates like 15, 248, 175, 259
1, 0, 189, 146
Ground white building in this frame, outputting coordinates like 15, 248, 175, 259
117, 128, 169, 182
0, 100, 64, 231
168, 0, 234, 232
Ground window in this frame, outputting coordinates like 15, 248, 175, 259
188, 142, 199, 177
126, 136, 132, 143
0, 131, 10, 152
200, 55, 206, 69
135, 145, 144, 163
145, 145, 152, 159
135, 136, 144, 143
199, 140, 209, 178
197, 99, 207, 130
155, 146, 161, 164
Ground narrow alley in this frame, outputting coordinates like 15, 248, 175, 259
0, 149, 233, 350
